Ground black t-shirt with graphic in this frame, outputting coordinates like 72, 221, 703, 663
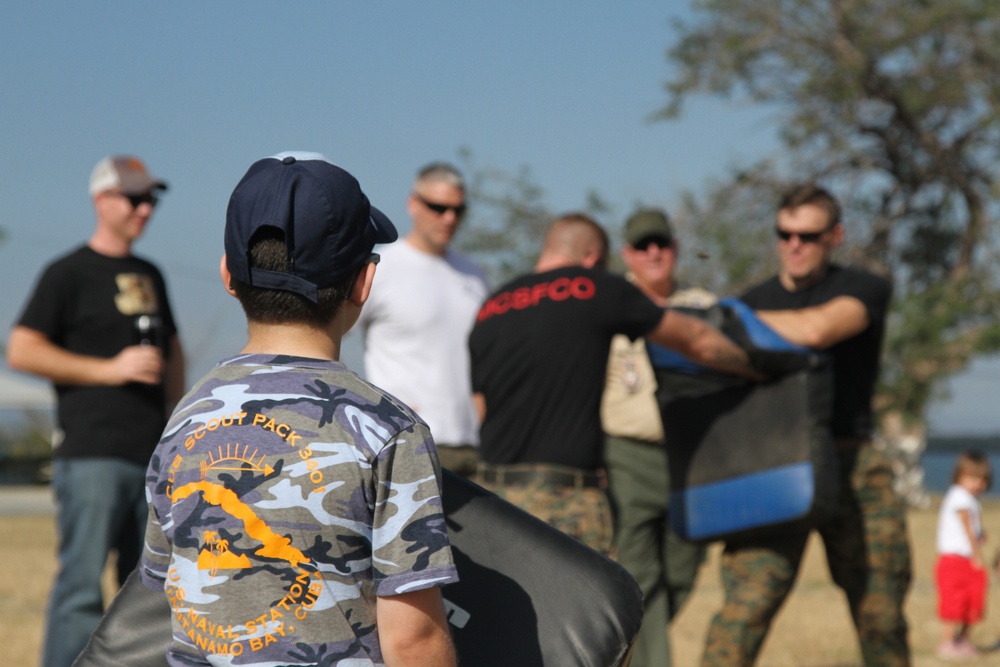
17, 245, 178, 464
741, 265, 891, 439
469, 266, 663, 470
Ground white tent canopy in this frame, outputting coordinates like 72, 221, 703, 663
0, 370, 54, 410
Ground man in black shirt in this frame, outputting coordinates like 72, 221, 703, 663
469, 213, 758, 555
701, 184, 911, 667
7, 156, 185, 667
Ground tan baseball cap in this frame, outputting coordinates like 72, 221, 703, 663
624, 208, 674, 247
89, 155, 168, 196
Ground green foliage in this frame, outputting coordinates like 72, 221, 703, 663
452, 148, 554, 287
0, 419, 51, 484
454, 148, 622, 286
669, 163, 784, 294
0, 423, 51, 460
879, 274, 1000, 420
661, 0, 1000, 426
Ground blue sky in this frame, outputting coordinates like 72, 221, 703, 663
1, 2, 995, 434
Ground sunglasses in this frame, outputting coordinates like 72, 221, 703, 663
107, 191, 159, 209
631, 236, 672, 252
415, 193, 467, 218
775, 227, 830, 243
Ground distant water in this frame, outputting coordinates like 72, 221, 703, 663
922, 450, 1000, 497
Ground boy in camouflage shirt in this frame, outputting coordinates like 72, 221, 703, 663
139, 153, 459, 667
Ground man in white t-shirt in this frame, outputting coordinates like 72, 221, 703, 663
358, 163, 488, 476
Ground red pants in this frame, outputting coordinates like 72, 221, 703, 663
936, 554, 987, 624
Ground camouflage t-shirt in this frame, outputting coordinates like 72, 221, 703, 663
140, 354, 458, 666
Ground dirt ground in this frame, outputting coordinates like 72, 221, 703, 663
4, 495, 1000, 666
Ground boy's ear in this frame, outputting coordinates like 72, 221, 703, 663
220, 254, 237, 297
349, 262, 377, 307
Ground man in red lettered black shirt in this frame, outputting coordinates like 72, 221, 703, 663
469, 212, 759, 555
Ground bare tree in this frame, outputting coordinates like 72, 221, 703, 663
455, 148, 618, 287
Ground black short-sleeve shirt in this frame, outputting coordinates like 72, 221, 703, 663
741, 265, 891, 438
469, 266, 664, 469
17, 245, 178, 464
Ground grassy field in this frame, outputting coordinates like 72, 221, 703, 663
4, 495, 1000, 666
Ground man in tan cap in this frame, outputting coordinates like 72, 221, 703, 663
601, 208, 714, 667
7, 155, 185, 667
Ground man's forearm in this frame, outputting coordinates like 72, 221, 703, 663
8, 325, 165, 387
687, 327, 758, 379
754, 296, 870, 350
647, 310, 759, 379
8, 326, 118, 386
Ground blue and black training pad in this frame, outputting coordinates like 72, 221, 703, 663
651, 297, 838, 544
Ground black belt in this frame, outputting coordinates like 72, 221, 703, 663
835, 436, 868, 452
477, 464, 602, 489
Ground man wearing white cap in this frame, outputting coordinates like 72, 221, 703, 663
7, 155, 185, 667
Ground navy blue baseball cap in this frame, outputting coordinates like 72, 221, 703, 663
225, 152, 397, 303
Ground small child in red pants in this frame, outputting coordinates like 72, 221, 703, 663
935, 450, 991, 659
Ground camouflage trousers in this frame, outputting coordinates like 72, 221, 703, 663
702, 443, 912, 667
475, 463, 614, 556
436, 444, 480, 479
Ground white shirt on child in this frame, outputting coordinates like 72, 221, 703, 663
937, 484, 982, 557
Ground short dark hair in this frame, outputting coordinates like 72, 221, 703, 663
779, 183, 841, 228
550, 212, 609, 267
232, 227, 357, 327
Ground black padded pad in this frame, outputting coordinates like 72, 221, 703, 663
72, 568, 171, 667
652, 302, 839, 544
441, 473, 641, 666
75, 470, 642, 666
